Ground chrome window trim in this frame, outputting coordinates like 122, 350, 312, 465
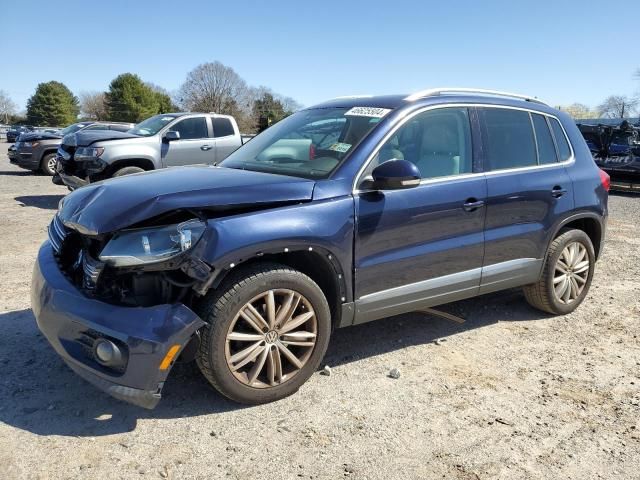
352, 103, 575, 193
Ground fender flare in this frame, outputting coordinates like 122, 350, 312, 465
543, 211, 605, 264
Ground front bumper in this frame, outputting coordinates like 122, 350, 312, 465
9, 149, 39, 170
31, 242, 205, 408
56, 159, 88, 189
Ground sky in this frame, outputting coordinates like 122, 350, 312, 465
2, 0, 640, 112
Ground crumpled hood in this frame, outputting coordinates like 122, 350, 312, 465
58, 166, 316, 235
20, 131, 63, 141
64, 130, 140, 147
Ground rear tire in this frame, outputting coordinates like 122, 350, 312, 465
195, 263, 331, 405
40, 153, 57, 176
113, 166, 145, 177
524, 229, 595, 315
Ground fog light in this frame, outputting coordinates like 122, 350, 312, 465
94, 339, 123, 366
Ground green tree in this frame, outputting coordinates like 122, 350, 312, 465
252, 92, 290, 132
26, 81, 79, 126
145, 82, 178, 114
105, 73, 159, 122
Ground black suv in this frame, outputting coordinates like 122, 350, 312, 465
32, 88, 609, 408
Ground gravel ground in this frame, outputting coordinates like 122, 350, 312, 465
0, 142, 639, 480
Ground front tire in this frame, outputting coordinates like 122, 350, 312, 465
524, 229, 595, 315
195, 263, 331, 404
112, 166, 145, 177
40, 153, 57, 176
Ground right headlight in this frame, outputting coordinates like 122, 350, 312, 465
75, 147, 105, 161
99, 219, 206, 267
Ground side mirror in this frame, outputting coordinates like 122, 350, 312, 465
163, 130, 180, 142
363, 159, 421, 190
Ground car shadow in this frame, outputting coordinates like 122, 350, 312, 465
15, 195, 64, 210
0, 170, 32, 176
0, 290, 548, 437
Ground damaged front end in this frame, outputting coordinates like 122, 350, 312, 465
32, 212, 213, 409
31, 166, 318, 407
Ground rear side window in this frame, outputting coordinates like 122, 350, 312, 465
481, 108, 537, 170
170, 117, 208, 140
532, 114, 558, 164
212, 117, 235, 138
110, 124, 131, 132
549, 118, 572, 161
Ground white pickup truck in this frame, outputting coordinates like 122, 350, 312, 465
55, 112, 245, 189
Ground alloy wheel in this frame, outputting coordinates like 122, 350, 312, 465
47, 156, 57, 173
225, 289, 318, 388
553, 241, 590, 304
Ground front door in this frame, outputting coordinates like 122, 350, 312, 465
353, 107, 487, 323
162, 116, 215, 167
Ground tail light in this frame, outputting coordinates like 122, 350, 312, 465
309, 143, 316, 160
599, 169, 610, 192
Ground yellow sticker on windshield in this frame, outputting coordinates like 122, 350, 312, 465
345, 107, 391, 118
329, 142, 352, 153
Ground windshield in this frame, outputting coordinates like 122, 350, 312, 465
60, 123, 86, 136
128, 114, 176, 137
220, 107, 384, 179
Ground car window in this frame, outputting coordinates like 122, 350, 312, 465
169, 117, 208, 140
366, 107, 473, 180
220, 107, 381, 180
110, 124, 132, 132
481, 108, 537, 170
84, 124, 109, 131
532, 114, 558, 164
549, 118, 572, 161
212, 117, 235, 138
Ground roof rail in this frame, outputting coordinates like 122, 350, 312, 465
404, 87, 548, 106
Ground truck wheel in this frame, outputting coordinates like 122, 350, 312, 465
113, 166, 145, 177
40, 153, 57, 176
195, 263, 331, 404
524, 229, 595, 315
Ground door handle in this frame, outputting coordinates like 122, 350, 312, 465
551, 186, 567, 198
463, 198, 485, 212
201, 145, 212, 151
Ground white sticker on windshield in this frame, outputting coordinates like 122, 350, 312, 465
345, 107, 391, 118
329, 142, 352, 153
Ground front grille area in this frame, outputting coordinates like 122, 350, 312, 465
48, 214, 69, 254
48, 214, 105, 291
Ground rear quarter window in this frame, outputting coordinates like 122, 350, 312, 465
549, 118, 572, 161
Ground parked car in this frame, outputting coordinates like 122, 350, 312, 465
577, 121, 640, 191
56, 112, 243, 189
32, 88, 608, 408
9, 121, 133, 175
6, 125, 35, 142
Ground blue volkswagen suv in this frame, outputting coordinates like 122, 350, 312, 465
31, 88, 609, 408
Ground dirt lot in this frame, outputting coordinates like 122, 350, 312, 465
0, 142, 638, 480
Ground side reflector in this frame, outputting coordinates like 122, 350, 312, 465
159, 344, 181, 371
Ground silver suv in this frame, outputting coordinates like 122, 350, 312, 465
56, 113, 243, 189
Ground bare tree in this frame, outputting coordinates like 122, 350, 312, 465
597, 95, 638, 119
558, 103, 598, 120
0, 90, 18, 124
79, 91, 108, 120
178, 62, 251, 114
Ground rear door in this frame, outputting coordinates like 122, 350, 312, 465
353, 107, 487, 323
161, 116, 214, 167
477, 106, 574, 294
